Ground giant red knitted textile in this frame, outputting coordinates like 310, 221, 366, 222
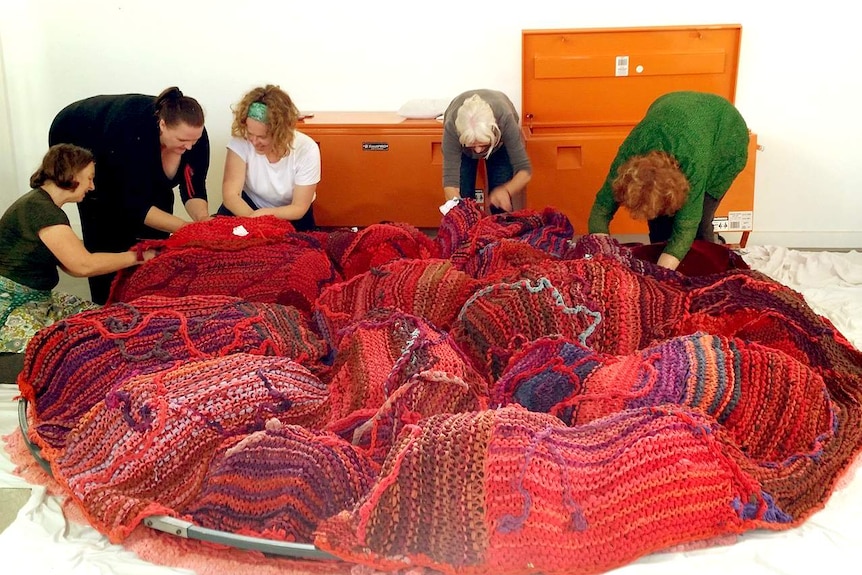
451, 259, 688, 378
14, 200, 862, 575
109, 217, 340, 315
314, 258, 480, 346
18, 295, 327, 451
323, 222, 441, 279
322, 310, 489, 463
492, 334, 832, 463
182, 420, 378, 543
50, 353, 333, 542
315, 405, 774, 575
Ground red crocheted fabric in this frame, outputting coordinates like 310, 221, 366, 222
15, 203, 862, 575
315, 405, 767, 575
18, 295, 327, 451
181, 420, 378, 543
629, 239, 751, 276
323, 310, 489, 463
51, 353, 332, 542
110, 218, 340, 315
324, 222, 441, 279
314, 258, 479, 346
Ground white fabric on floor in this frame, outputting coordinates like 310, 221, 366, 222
1, 246, 861, 574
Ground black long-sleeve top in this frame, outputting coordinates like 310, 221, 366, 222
49, 93, 210, 243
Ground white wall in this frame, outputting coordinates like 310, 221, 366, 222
1, 0, 860, 247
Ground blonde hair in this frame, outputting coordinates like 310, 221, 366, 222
454, 94, 501, 159
612, 151, 690, 221
231, 84, 299, 158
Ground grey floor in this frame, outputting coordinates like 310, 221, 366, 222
56, 271, 91, 300
0, 487, 29, 535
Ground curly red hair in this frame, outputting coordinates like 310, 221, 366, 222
231, 84, 299, 158
612, 151, 690, 221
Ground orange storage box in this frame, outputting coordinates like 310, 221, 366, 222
297, 113, 445, 228
522, 24, 757, 240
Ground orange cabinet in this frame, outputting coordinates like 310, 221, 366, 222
522, 24, 757, 238
297, 113, 444, 228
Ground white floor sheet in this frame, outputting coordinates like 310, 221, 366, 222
1, 245, 861, 574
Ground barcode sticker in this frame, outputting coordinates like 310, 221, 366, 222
713, 211, 754, 232
615, 56, 630, 77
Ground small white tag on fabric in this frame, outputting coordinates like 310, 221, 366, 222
439, 198, 460, 215
232, 225, 249, 237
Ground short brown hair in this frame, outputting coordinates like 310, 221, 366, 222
30, 144, 94, 190
231, 84, 299, 158
612, 151, 689, 221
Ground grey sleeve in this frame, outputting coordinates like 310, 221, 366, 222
441, 114, 462, 188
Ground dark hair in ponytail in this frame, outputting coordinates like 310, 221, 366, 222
155, 86, 205, 128
30, 144, 94, 190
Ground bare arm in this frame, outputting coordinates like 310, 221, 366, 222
143, 207, 190, 234
38, 224, 154, 278
221, 149, 254, 217
657, 252, 681, 271
443, 186, 460, 202
184, 197, 210, 222
253, 183, 316, 221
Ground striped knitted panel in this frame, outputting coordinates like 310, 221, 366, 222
183, 420, 378, 543
674, 272, 862, 518
350, 374, 490, 465
563, 233, 671, 279
323, 222, 441, 279
314, 259, 479, 347
519, 259, 689, 351
493, 333, 834, 464
324, 310, 489, 430
110, 234, 340, 314
52, 353, 330, 543
315, 405, 774, 575
682, 270, 862, 377
323, 310, 489, 463
439, 203, 575, 274
451, 259, 686, 379
460, 238, 562, 281
18, 295, 327, 450
435, 198, 487, 259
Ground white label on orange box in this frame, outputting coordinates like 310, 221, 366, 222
713, 211, 753, 232
615, 56, 629, 77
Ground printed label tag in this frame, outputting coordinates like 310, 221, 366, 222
615, 56, 630, 77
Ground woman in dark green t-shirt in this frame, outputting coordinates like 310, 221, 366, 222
0, 144, 155, 355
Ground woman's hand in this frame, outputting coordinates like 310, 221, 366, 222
488, 185, 513, 212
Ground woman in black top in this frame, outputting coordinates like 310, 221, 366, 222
48, 86, 210, 303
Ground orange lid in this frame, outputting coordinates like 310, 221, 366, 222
522, 24, 742, 129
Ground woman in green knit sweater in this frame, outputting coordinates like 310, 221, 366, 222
587, 91, 749, 270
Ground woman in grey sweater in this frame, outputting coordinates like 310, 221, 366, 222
441, 89, 532, 213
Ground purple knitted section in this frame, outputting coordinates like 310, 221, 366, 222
184, 421, 378, 543
493, 333, 833, 462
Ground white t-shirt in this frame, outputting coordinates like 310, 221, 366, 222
226, 131, 321, 208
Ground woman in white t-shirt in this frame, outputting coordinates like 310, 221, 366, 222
217, 85, 320, 231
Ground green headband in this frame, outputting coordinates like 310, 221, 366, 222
247, 101, 268, 124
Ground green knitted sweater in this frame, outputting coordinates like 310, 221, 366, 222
587, 91, 749, 260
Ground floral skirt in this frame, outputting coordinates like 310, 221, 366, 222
0, 275, 99, 353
